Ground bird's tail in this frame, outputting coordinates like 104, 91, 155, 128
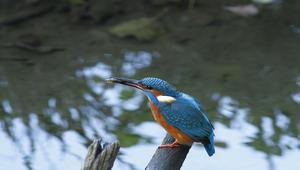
203, 133, 215, 157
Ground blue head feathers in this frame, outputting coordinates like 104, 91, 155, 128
139, 77, 180, 97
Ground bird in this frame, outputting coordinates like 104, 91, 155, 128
105, 77, 215, 156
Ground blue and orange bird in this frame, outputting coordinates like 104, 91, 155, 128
105, 77, 215, 156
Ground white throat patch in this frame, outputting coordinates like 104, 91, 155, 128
157, 95, 176, 103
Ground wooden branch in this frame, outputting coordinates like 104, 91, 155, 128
81, 134, 190, 170
145, 133, 191, 170
81, 139, 120, 170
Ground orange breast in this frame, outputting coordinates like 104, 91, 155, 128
149, 101, 195, 146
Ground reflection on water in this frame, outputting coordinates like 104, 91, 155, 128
0, 76, 8, 87
1, 46, 299, 170
0, 114, 87, 170
292, 93, 300, 104
2, 100, 13, 114
121, 51, 152, 77
290, 25, 300, 38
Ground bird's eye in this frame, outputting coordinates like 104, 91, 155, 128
145, 85, 153, 90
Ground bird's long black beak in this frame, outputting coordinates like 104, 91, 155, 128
105, 77, 144, 90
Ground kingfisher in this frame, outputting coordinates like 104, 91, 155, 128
105, 77, 215, 156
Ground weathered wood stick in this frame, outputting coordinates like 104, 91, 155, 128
81, 139, 120, 170
145, 133, 191, 170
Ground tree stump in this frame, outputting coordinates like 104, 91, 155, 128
145, 133, 191, 170
81, 133, 190, 170
81, 139, 120, 170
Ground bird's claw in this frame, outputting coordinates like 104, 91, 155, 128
160, 141, 180, 148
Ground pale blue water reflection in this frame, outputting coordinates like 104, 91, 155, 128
1, 48, 300, 169
290, 25, 300, 38
0, 115, 86, 170
2, 100, 13, 114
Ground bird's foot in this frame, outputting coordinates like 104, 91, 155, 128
160, 141, 180, 148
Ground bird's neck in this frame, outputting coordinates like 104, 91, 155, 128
144, 89, 181, 105
143, 91, 160, 104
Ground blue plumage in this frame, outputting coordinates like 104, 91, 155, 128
139, 77, 215, 156
204, 133, 215, 156
158, 94, 215, 156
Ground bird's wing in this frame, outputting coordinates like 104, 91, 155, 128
160, 101, 213, 142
